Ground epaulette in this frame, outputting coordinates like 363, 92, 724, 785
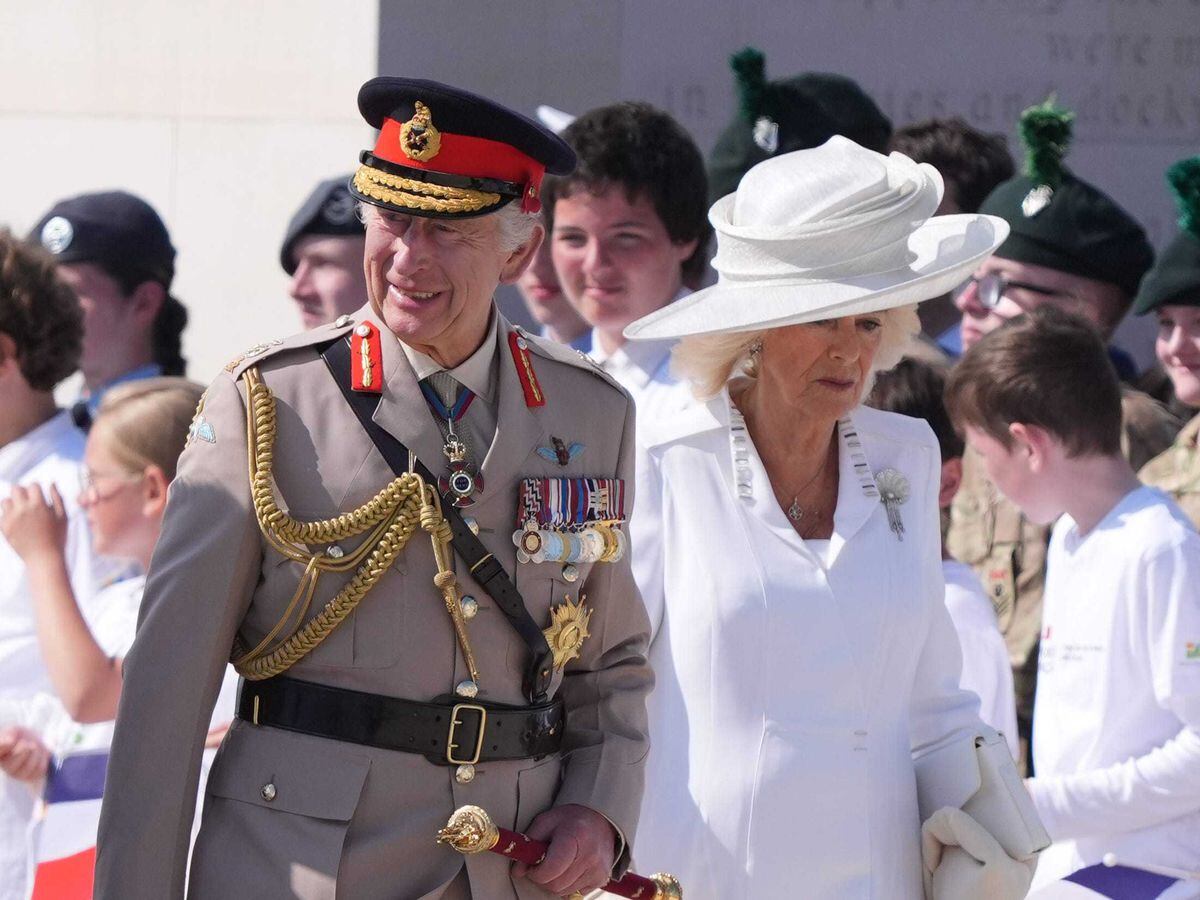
513, 327, 627, 397
223, 314, 358, 380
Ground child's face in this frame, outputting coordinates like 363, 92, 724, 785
964, 425, 1062, 525
78, 437, 149, 559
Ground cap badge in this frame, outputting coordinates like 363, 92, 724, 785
543, 594, 593, 670
1021, 184, 1054, 218
41, 216, 74, 254
753, 116, 780, 154
399, 100, 442, 162
321, 192, 357, 225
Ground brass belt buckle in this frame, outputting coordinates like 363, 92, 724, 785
446, 703, 487, 765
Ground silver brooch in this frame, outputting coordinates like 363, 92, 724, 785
874, 468, 910, 541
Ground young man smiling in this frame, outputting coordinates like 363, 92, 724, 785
544, 101, 711, 411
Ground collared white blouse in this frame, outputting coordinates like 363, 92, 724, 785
630, 388, 982, 899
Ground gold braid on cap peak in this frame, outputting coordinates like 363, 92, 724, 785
354, 165, 501, 214
232, 367, 479, 682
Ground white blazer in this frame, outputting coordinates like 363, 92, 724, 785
631, 389, 982, 899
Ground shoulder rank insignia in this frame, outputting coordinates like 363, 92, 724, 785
536, 436, 583, 466
352, 322, 383, 394
543, 595, 592, 669
508, 331, 545, 408
224, 339, 283, 373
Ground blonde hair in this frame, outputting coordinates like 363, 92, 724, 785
91, 377, 206, 481
672, 304, 921, 400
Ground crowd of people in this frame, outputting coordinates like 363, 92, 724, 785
0, 45, 1197, 900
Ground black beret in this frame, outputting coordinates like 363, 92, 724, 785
707, 48, 892, 205
1135, 156, 1200, 314
979, 100, 1153, 297
30, 190, 175, 287
351, 77, 575, 219
280, 175, 363, 275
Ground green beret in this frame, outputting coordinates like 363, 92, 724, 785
1134, 156, 1200, 314
707, 47, 892, 205
979, 99, 1153, 297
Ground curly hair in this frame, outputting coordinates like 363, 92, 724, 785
888, 118, 1014, 214
543, 101, 713, 286
0, 228, 82, 390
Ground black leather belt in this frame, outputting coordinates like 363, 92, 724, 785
236, 676, 565, 765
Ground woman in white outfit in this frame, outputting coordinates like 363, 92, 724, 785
625, 136, 1044, 899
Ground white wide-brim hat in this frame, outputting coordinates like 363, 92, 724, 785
624, 135, 1009, 340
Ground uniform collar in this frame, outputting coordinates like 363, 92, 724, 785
0, 410, 81, 481
399, 311, 500, 405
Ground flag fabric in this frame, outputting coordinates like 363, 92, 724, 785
27, 750, 108, 900
1028, 863, 1181, 899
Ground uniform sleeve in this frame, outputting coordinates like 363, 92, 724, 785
552, 394, 653, 871
910, 433, 983, 757
94, 373, 262, 900
1026, 535, 1200, 839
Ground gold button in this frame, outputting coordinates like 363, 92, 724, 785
355, 324, 371, 337
455, 680, 478, 698
461, 596, 478, 619
455, 764, 475, 784
561, 564, 579, 583
261, 782, 277, 802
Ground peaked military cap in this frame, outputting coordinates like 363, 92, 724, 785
707, 47, 892, 205
1135, 156, 1200, 314
279, 174, 363, 275
979, 99, 1153, 297
30, 190, 175, 286
351, 77, 576, 219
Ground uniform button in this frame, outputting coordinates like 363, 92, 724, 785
461, 596, 478, 619
326, 544, 344, 559
852, 729, 868, 751
334, 314, 354, 327
516, 337, 529, 350
455, 764, 475, 784
561, 563, 579, 583
261, 782, 277, 802
355, 324, 371, 337
455, 680, 478, 699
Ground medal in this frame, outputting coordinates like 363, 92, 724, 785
421, 377, 484, 507
543, 595, 593, 670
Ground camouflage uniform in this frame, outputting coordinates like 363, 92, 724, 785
1140, 413, 1200, 530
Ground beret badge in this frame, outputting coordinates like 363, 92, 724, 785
40, 216, 74, 254
400, 100, 442, 162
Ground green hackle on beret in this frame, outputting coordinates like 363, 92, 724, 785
1167, 156, 1200, 240
730, 47, 768, 122
1018, 97, 1074, 189
1134, 154, 1200, 314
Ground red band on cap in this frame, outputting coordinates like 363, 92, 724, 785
508, 331, 545, 407
352, 323, 383, 394
375, 119, 545, 206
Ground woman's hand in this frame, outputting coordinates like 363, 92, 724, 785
921, 806, 1036, 900
1, 484, 69, 565
0, 725, 51, 783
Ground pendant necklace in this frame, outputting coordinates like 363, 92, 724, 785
786, 449, 832, 526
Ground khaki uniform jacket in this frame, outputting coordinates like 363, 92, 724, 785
94, 306, 652, 900
1140, 412, 1200, 530
946, 388, 1181, 734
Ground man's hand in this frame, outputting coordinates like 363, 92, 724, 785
512, 803, 617, 897
0, 725, 51, 783
1, 484, 69, 565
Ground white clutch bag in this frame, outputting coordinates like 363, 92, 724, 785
913, 725, 1051, 861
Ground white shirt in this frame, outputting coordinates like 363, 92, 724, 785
0, 411, 109, 900
1028, 486, 1200, 888
631, 391, 981, 898
942, 559, 1019, 759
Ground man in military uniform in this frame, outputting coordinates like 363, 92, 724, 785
95, 78, 652, 900
947, 100, 1180, 768
1137, 155, 1200, 529
281, 175, 369, 329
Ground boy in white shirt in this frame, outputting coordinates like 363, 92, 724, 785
946, 306, 1200, 888
868, 357, 1019, 757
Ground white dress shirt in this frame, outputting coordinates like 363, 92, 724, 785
630, 388, 982, 898
0, 411, 108, 900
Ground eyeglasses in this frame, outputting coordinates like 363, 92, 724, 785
78, 467, 142, 503
956, 273, 1070, 310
